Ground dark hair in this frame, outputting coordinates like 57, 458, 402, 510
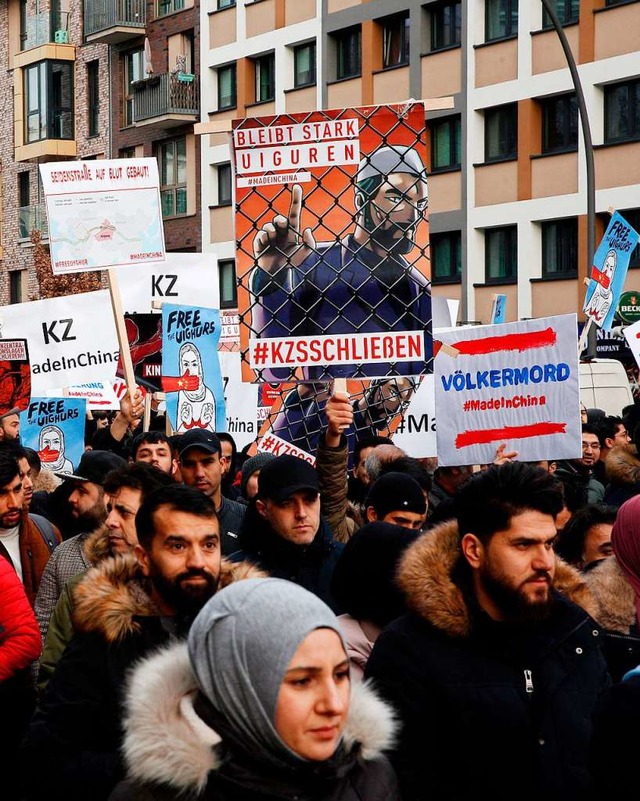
594, 415, 624, 445
378, 455, 431, 493
456, 462, 564, 542
554, 474, 589, 513
135, 484, 217, 549
353, 435, 393, 468
103, 462, 174, 499
217, 432, 238, 476
581, 422, 602, 440
0, 441, 29, 461
131, 431, 173, 459
555, 503, 617, 566
23, 447, 41, 472
0, 450, 21, 488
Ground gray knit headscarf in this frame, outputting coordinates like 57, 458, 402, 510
188, 578, 347, 763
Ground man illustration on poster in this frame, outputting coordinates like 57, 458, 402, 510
249, 145, 432, 381
176, 342, 216, 433
39, 424, 74, 475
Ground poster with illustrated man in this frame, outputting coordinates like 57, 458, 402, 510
20, 397, 87, 476
233, 102, 432, 385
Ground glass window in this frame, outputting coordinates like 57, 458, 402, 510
18, 172, 30, 239
254, 53, 275, 103
605, 79, 640, 144
294, 42, 316, 88
218, 0, 236, 7
431, 2, 461, 51
431, 231, 462, 284
335, 27, 361, 80
542, 0, 579, 28
123, 49, 144, 127
24, 60, 73, 143
157, 0, 185, 16
485, 103, 517, 162
158, 137, 187, 218
431, 116, 461, 171
486, 0, 518, 42
485, 226, 517, 282
217, 64, 236, 110
20, 0, 28, 50
119, 147, 136, 158
9, 272, 23, 304
219, 259, 238, 308
382, 13, 410, 68
541, 93, 578, 154
87, 60, 100, 137
218, 163, 232, 206
541, 218, 578, 278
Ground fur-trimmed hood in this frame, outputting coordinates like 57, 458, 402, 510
81, 525, 112, 565
72, 554, 266, 643
33, 467, 61, 493
584, 555, 636, 634
398, 520, 600, 638
120, 641, 397, 794
604, 443, 640, 487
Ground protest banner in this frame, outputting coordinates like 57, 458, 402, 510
392, 374, 437, 457
20, 397, 86, 476
623, 319, 640, 371
39, 158, 165, 275
490, 294, 507, 324
217, 351, 258, 451
115, 314, 163, 392
434, 314, 581, 466
162, 304, 226, 433
0, 339, 31, 417
233, 102, 432, 383
118, 252, 218, 314
582, 211, 640, 336
45, 381, 120, 410
0, 291, 119, 395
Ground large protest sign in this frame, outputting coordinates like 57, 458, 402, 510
0, 291, 119, 395
115, 314, 163, 392
21, 397, 86, 476
233, 102, 432, 383
162, 304, 225, 433
39, 159, 165, 274
392, 374, 437, 457
118, 253, 218, 314
583, 211, 639, 331
218, 351, 258, 451
0, 339, 31, 417
435, 314, 581, 466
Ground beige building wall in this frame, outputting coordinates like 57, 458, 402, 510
475, 284, 518, 324
475, 39, 517, 88
475, 162, 518, 206
594, 2, 640, 60
429, 172, 461, 214
531, 27, 579, 75
531, 153, 578, 199
421, 49, 461, 98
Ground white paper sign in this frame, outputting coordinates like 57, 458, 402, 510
623, 319, 640, 369
0, 291, 119, 395
218, 351, 259, 451
435, 314, 581, 466
46, 381, 121, 411
392, 375, 437, 457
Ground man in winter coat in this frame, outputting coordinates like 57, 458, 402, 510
365, 461, 610, 801
21, 483, 265, 801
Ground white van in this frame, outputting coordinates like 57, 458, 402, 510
579, 358, 634, 416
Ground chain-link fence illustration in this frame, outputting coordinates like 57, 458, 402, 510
233, 103, 432, 386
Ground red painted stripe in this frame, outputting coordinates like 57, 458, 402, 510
455, 422, 566, 449
450, 328, 556, 356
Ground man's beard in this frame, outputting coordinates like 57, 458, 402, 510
73, 503, 107, 532
148, 565, 219, 617
479, 564, 554, 623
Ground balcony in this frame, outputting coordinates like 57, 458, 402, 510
132, 73, 200, 127
21, 11, 70, 50
18, 204, 49, 242
84, 0, 146, 44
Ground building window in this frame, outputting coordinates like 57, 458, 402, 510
381, 13, 410, 68
219, 259, 238, 308
217, 0, 235, 7
605, 79, 640, 144
119, 147, 136, 158
87, 61, 100, 137
335, 27, 361, 80
485, 103, 517, 162
20, 0, 28, 50
486, 0, 518, 42
431, 116, 461, 171
25, 61, 74, 143
431, 231, 462, 284
430, 2, 461, 51
18, 172, 30, 239
541, 218, 578, 278
485, 226, 517, 283
217, 63, 236, 110
254, 53, 275, 103
217, 163, 232, 206
541, 93, 578, 154
158, 137, 187, 218
123, 49, 144, 127
9, 272, 23, 304
294, 42, 316, 88
542, 0, 579, 28
157, 0, 185, 16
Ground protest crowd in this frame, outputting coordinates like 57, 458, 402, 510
1, 380, 640, 801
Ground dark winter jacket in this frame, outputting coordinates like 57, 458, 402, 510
21, 553, 265, 801
365, 519, 610, 801
315, 432, 361, 543
109, 642, 401, 801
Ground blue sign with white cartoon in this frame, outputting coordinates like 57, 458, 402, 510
20, 397, 87, 476
583, 211, 640, 331
162, 304, 225, 433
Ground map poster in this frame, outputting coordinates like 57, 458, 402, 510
39, 158, 166, 275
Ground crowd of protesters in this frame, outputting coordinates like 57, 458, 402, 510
2, 390, 640, 799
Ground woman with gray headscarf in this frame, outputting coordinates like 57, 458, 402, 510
109, 578, 400, 801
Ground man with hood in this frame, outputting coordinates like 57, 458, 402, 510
365, 461, 610, 801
